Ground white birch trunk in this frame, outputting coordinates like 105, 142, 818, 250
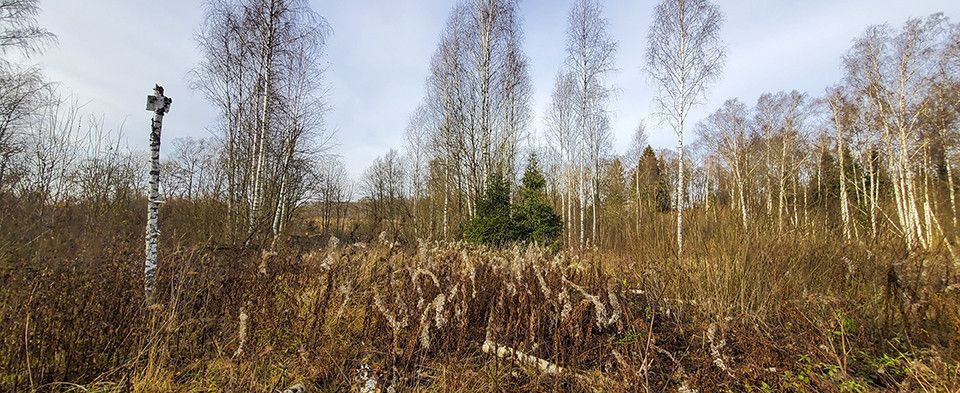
579, 130, 586, 251
443, 161, 450, 240
948, 155, 957, 229
676, 121, 684, 256
778, 137, 787, 232
144, 86, 170, 303
869, 154, 878, 238
567, 171, 573, 249
704, 158, 711, 212
635, 164, 641, 234
735, 159, 747, 230
249, 0, 277, 237
837, 122, 851, 240
592, 162, 598, 247
271, 139, 293, 243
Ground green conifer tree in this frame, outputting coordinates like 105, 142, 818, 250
464, 171, 515, 246
513, 154, 562, 246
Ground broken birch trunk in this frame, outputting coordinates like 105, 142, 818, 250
144, 85, 171, 303
481, 339, 564, 375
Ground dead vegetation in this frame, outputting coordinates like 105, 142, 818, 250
1, 198, 959, 392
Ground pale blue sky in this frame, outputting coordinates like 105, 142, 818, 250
34, 0, 960, 180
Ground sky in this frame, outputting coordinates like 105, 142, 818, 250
32, 0, 960, 182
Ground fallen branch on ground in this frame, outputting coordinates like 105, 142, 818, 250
481, 339, 564, 375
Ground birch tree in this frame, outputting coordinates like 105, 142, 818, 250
843, 13, 950, 249
363, 149, 407, 236
771, 91, 813, 231
696, 99, 749, 229
826, 88, 856, 240
419, 0, 532, 232
192, 0, 249, 237
546, 71, 579, 249
20, 91, 80, 202
625, 122, 648, 234
193, 0, 331, 243
0, 0, 55, 58
0, 0, 53, 192
564, 0, 617, 250
0, 65, 45, 189
646, 0, 726, 256
754, 93, 780, 218
938, 24, 960, 229
316, 156, 349, 236
405, 104, 431, 238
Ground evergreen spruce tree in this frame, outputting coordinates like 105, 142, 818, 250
464, 171, 515, 246
465, 155, 563, 248
513, 154, 562, 246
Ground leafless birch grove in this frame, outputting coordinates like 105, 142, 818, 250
192, 0, 333, 244
385, 0, 533, 239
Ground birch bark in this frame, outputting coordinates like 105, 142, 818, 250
144, 85, 171, 303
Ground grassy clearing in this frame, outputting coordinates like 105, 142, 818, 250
1, 198, 958, 391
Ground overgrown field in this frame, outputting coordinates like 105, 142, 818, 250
1, 198, 959, 392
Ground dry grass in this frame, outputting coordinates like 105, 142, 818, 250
1, 197, 959, 391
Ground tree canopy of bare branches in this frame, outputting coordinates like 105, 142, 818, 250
646, 0, 725, 256
192, 0, 333, 243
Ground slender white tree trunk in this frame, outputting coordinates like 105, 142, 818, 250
837, 123, 851, 240
778, 137, 787, 232
478, 1, 492, 186
443, 161, 450, 240
792, 173, 799, 226
567, 170, 573, 249
561, 171, 567, 246
579, 130, 586, 251
271, 138, 294, 243
249, 0, 277, 238
923, 151, 934, 247
703, 158, 710, 213
902, 131, 925, 248
948, 154, 958, 229
144, 86, 170, 303
677, 114, 685, 257
635, 165, 641, 234
675, 8, 687, 258
869, 153, 878, 238
735, 160, 747, 230
765, 129, 773, 218
592, 158, 598, 247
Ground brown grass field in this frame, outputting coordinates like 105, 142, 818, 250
1, 196, 959, 392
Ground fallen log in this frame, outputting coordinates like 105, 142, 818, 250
481, 340, 564, 375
